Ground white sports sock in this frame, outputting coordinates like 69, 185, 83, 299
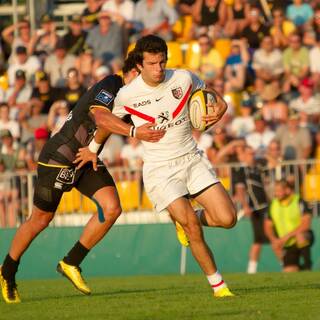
247, 260, 258, 274
207, 271, 227, 292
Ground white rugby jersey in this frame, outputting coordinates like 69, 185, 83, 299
113, 69, 205, 162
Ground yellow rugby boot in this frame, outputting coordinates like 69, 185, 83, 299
175, 222, 189, 247
57, 261, 91, 295
213, 287, 235, 298
0, 266, 21, 303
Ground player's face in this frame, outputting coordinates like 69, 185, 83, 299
138, 52, 166, 86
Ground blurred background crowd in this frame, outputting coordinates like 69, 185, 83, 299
0, 0, 320, 228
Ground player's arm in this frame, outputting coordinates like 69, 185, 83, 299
279, 202, 312, 244
189, 71, 227, 127
92, 107, 165, 142
202, 88, 228, 127
264, 216, 283, 261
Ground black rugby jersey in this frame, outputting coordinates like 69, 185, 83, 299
39, 74, 123, 167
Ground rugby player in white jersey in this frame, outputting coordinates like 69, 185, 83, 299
80, 35, 237, 297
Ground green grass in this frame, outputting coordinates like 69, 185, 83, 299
1, 272, 319, 320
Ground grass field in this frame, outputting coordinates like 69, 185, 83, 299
1, 272, 319, 320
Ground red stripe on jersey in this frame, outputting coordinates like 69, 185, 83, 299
212, 280, 225, 288
172, 84, 192, 119
124, 106, 156, 123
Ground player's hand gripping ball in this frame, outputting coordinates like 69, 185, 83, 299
188, 89, 219, 131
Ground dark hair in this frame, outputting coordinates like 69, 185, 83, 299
122, 51, 138, 74
134, 35, 167, 65
275, 179, 294, 190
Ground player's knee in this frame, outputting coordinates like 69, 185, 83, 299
102, 203, 122, 221
224, 211, 237, 229
30, 213, 53, 232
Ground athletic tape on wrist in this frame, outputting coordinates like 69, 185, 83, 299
88, 139, 101, 153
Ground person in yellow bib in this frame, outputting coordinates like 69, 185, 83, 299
264, 179, 313, 272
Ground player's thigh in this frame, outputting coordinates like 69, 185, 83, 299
33, 165, 64, 215
143, 162, 188, 212
76, 165, 120, 210
194, 182, 236, 225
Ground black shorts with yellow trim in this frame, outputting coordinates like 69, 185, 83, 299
34, 162, 115, 213
283, 244, 300, 267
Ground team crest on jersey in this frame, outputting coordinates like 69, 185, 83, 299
157, 111, 170, 124
95, 90, 114, 106
171, 87, 183, 99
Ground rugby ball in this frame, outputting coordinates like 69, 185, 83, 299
188, 89, 217, 131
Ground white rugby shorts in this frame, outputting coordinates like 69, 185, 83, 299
143, 151, 220, 212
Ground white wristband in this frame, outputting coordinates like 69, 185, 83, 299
88, 138, 101, 153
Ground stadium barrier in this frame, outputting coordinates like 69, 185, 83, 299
0, 159, 320, 228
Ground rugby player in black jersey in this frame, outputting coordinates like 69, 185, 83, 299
0, 53, 165, 303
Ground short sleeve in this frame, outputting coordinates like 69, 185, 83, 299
112, 92, 130, 119
190, 71, 205, 92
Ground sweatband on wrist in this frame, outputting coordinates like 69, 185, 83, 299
88, 139, 101, 153
129, 125, 136, 137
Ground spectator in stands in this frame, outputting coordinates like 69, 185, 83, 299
0, 129, 21, 171
240, 5, 270, 50
260, 83, 288, 129
286, 0, 314, 27
206, 127, 235, 165
6, 70, 32, 120
310, 32, 320, 90
85, 10, 124, 65
102, 0, 135, 28
252, 35, 284, 95
121, 137, 144, 180
245, 112, 275, 159
290, 77, 320, 117
177, 0, 196, 16
29, 14, 58, 60
230, 97, 255, 138
233, 145, 269, 274
225, 0, 250, 37
93, 65, 112, 83
30, 71, 58, 115
282, 32, 310, 94
58, 68, 86, 110
193, 0, 227, 39
224, 39, 249, 93
133, 0, 178, 41
1, 19, 32, 62
275, 110, 312, 160
188, 34, 224, 81
82, 0, 104, 28
20, 102, 48, 144
270, 7, 295, 49
0, 103, 20, 141
310, 5, 320, 35
63, 14, 87, 56
25, 127, 49, 171
74, 46, 99, 88
47, 100, 69, 136
44, 38, 76, 88
99, 134, 125, 170
0, 159, 18, 228
264, 179, 313, 271
7, 46, 41, 86
265, 140, 283, 179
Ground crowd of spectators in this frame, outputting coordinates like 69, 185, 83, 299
0, 0, 320, 226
